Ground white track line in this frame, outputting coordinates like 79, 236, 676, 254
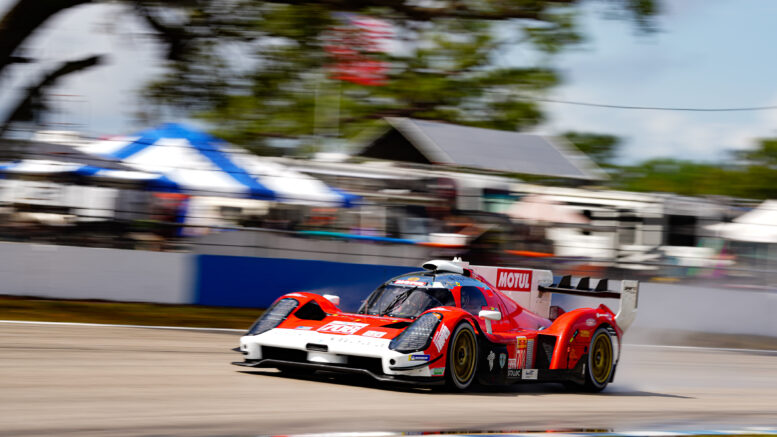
626, 343, 777, 355
0, 320, 244, 332
276, 429, 777, 437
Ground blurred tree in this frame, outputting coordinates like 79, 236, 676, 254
135, 0, 659, 154
736, 138, 777, 169
0, 0, 90, 76
562, 131, 620, 167
0, 0, 97, 133
615, 159, 730, 196
0, 0, 201, 134
0, 0, 658, 150
610, 154, 777, 200
729, 138, 777, 199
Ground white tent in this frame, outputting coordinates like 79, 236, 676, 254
79, 123, 357, 207
706, 200, 777, 243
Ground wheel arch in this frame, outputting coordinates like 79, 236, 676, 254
544, 307, 618, 369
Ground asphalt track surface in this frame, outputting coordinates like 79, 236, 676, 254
2, 323, 777, 436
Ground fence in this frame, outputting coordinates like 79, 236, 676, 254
1, 240, 775, 342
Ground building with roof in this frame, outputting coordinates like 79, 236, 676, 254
359, 117, 606, 181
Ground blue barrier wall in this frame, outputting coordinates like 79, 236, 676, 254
193, 255, 417, 311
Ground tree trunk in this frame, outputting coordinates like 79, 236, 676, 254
0, 0, 92, 76
0, 55, 102, 136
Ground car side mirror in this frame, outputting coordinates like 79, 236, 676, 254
478, 309, 502, 334
323, 294, 340, 306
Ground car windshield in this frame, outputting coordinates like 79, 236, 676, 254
358, 284, 455, 319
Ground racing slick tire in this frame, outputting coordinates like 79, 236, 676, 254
578, 327, 615, 392
445, 322, 479, 391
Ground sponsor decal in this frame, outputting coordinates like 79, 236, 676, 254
362, 330, 386, 338
585, 318, 596, 327
394, 280, 425, 287
487, 350, 496, 371
507, 369, 520, 378
432, 325, 450, 352
317, 321, 369, 335
407, 277, 420, 281
515, 336, 527, 369
595, 312, 612, 319
499, 353, 507, 369
295, 326, 313, 330
507, 358, 517, 370
522, 369, 539, 380
409, 354, 430, 362
323, 336, 384, 348
580, 330, 591, 338
431, 367, 445, 376
496, 268, 533, 292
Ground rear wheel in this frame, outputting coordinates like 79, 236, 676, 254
582, 327, 614, 392
445, 322, 478, 390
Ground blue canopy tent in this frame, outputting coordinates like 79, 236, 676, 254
0, 139, 176, 190
79, 123, 357, 207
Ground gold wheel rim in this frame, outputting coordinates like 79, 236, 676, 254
591, 332, 613, 384
452, 327, 476, 383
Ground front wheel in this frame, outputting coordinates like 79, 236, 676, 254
445, 322, 478, 390
581, 327, 615, 392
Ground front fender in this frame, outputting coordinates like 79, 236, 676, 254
278, 292, 343, 313
425, 306, 482, 337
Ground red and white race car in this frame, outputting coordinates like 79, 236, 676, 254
233, 259, 638, 391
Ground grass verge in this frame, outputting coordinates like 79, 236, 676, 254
0, 295, 262, 330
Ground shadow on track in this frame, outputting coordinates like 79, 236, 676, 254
236, 369, 692, 398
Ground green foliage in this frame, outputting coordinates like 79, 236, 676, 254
562, 131, 620, 166
140, 0, 658, 154
736, 138, 777, 168
555, 131, 777, 200
614, 159, 732, 196
611, 152, 777, 200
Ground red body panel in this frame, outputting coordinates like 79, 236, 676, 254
262, 267, 624, 378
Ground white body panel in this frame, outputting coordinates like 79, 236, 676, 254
453, 260, 638, 331
467, 264, 554, 318
614, 280, 639, 332
240, 328, 435, 377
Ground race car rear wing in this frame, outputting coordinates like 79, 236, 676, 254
538, 276, 640, 332
444, 259, 639, 332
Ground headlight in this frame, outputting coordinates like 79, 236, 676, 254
389, 312, 441, 353
247, 298, 299, 335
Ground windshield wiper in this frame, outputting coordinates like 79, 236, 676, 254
381, 287, 417, 316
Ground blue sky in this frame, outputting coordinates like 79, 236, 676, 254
534, 0, 777, 164
2, 0, 777, 164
